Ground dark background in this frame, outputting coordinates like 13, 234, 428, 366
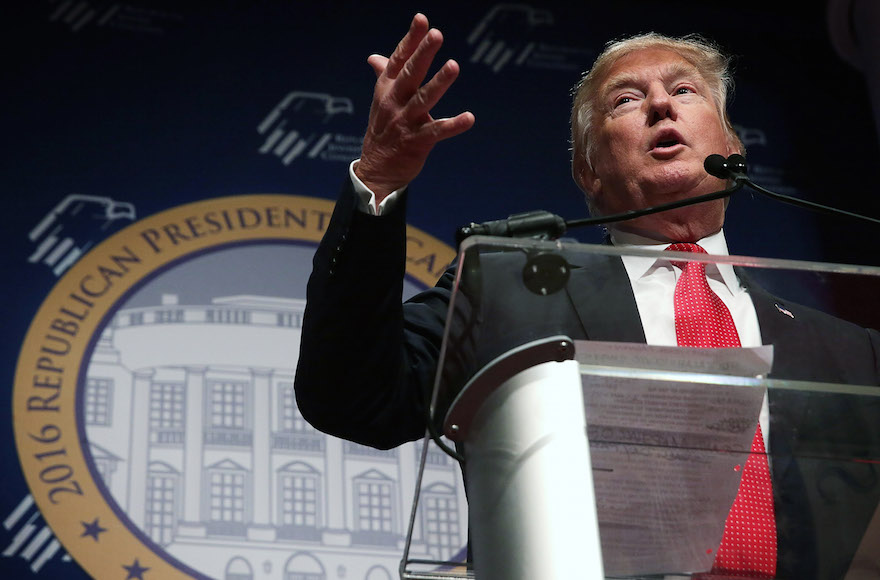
3, 1, 878, 577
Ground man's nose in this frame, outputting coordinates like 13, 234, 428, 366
647, 89, 676, 124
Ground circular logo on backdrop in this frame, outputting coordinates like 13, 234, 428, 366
12, 194, 460, 579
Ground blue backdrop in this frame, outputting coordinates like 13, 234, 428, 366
4, 1, 879, 578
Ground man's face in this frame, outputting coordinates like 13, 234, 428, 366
582, 48, 737, 217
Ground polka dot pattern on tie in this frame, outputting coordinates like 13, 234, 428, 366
713, 423, 777, 578
666, 242, 777, 578
667, 243, 741, 349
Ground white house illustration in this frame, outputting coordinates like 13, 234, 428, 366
84, 293, 467, 580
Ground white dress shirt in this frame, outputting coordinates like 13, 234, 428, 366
350, 160, 403, 215
610, 228, 762, 348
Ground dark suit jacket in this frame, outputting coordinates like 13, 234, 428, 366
295, 180, 880, 579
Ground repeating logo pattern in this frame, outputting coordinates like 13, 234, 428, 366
467, 4, 594, 73
257, 92, 362, 166
28, 194, 137, 277
49, 0, 185, 35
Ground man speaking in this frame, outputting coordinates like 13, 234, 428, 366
294, 13, 880, 579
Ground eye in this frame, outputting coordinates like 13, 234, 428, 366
613, 94, 636, 108
673, 85, 695, 96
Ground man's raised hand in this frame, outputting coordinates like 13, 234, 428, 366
355, 13, 475, 201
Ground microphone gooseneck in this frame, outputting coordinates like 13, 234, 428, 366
716, 154, 880, 227
454, 153, 880, 245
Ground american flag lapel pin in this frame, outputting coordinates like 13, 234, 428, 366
775, 303, 795, 319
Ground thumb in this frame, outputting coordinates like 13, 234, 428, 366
367, 54, 389, 78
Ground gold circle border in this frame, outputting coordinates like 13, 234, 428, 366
13, 194, 456, 579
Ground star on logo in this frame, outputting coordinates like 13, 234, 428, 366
123, 559, 150, 580
80, 517, 107, 542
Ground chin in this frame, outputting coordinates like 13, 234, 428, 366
646, 166, 711, 200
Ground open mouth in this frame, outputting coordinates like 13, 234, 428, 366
651, 128, 685, 152
650, 129, 686, 156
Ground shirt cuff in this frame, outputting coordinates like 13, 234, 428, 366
349, 159, 405, 216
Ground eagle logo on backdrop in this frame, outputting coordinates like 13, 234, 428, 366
28, 194, 137, 277
467, 3, 594, 73
13, 194, 467, 579
257, 92, 362, 166
49, 0, 185, 35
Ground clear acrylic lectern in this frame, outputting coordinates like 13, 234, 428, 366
400, 237, 880, 580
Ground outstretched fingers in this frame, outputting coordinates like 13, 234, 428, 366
404, 58, 461, 122
390, 27, 444, 102
383, 13, 430, 80
417, 111, 476, 144
356, 13, 475, 196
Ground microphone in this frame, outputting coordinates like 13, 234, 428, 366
704, 153, 748, 181
455, 210, 567, 246
703, 153, 729, 179
727, 154, 748, 178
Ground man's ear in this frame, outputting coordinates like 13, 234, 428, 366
579, 162, 603, 208
726, 133, 743, 158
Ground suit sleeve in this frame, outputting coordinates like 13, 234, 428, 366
293, 178, 454, 449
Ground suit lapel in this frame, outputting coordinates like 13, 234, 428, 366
746, 282, 803, 380
739, 272, 819, 573
741, 276, 812, 457
564, 253, 647, 343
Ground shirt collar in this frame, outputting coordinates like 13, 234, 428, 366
609, 228, 742, 293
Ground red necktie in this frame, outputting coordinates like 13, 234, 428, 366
667, 243, 777, 578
